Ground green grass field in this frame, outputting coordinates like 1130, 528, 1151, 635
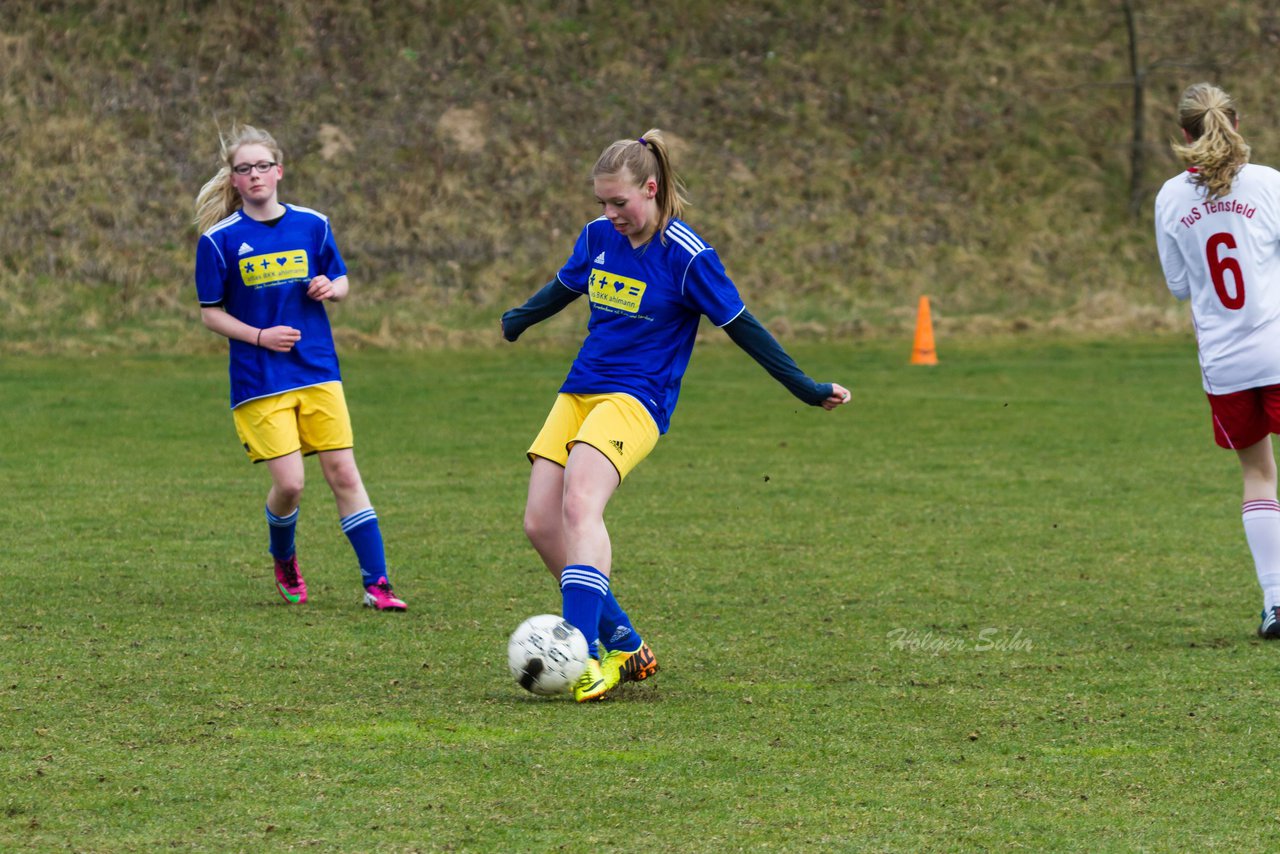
4, 335, 1278, 851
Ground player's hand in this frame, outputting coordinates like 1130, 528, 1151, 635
306, 275, 338, 301
259, 325, 301, 352
500, 314, 521, 342
821, 383, 851, 411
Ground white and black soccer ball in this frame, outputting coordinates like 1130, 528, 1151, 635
507, 614, 589, 696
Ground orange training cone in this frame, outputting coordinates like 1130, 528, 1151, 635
910, 296, 938, 365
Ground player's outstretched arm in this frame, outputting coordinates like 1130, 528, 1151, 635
722, 309, 849, 409
501, 279, 582, 341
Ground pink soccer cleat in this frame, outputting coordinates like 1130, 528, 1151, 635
362, 576, 407, 611
274, 555, 307, 604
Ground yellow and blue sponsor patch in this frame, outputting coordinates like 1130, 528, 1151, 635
241, 250, 310, 289
588, 268, 646, 314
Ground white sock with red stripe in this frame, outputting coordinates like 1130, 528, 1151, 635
1242, 499, 1280, 611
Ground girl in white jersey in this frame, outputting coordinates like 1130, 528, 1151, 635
1155, 83, 1280, 638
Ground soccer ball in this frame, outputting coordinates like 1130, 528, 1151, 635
507, 614, 589, 696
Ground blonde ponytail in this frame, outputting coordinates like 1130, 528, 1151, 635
1170, 83, 1250, 201
194, 166, 239, 234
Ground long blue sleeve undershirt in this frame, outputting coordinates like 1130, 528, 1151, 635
501, 283, 831, 405
501, 279, 580, 341
722, 309, 833, 406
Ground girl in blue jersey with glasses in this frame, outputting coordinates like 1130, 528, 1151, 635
503, 129, 850, 701
194, 125, 407, 612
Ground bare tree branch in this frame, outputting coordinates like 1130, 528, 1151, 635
1125, 0, 1146, 218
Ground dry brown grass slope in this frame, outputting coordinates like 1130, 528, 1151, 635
2, 1, 1278, 352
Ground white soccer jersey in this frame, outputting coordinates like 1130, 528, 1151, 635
1156, 163, 1280, 394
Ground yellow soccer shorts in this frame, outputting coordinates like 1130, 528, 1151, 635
232, 382, 354, 463
527, 392, 660, 481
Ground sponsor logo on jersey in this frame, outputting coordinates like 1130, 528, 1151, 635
593, 251, 606, 264
237, 242, 255, 256
588, 268, 646, 314
240, 250, 310, 288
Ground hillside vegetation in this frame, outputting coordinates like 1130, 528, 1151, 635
3, 1, 1279, 352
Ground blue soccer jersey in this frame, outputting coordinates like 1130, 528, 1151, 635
556, 217, 746, 432
195, 204, 347, 408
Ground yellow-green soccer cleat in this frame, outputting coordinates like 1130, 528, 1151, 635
573, 657, 609, 703
600, 642, 658, 690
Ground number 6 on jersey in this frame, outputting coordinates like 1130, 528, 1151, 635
1207, 232, 1245, 309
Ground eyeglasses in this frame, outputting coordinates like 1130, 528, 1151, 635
231, 161, 277, 175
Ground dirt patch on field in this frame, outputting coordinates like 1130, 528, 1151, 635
438, 107, 486, 154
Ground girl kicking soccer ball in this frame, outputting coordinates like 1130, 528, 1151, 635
503, 129, 850, 701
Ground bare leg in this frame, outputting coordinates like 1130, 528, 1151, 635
561, 443, 620, 578
1238, 434, 1278, 502
264, 451, 305, 516
317, 448, 372, 517
525, 457, 567, 580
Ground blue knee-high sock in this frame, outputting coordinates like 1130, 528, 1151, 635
560, 564, 608, 660
598, 588, 642, 654
266, 506, 299, 560
341, 508, 387, 586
